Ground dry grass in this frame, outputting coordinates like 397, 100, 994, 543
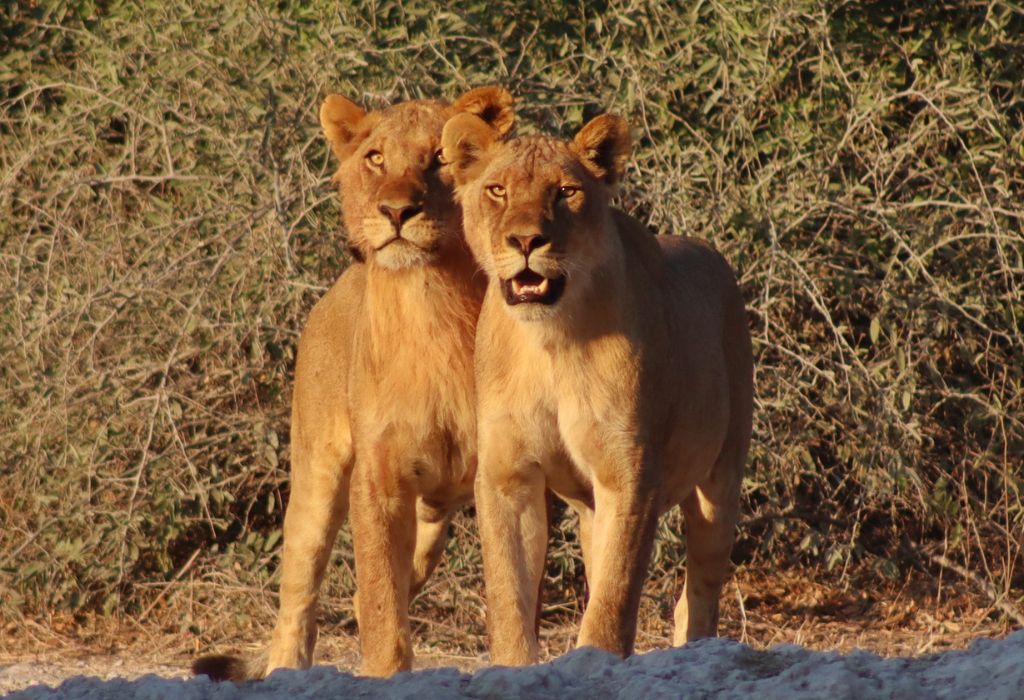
1, 0, 1022, 656
1, 561, 1011, 670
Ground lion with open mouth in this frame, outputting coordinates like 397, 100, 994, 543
442, 111, 753, 664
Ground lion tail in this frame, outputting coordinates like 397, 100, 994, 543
191, 653, 267, 682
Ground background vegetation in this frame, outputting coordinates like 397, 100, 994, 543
2, 0, 1021, 651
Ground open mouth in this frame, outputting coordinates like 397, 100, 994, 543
500, 269, 566, 306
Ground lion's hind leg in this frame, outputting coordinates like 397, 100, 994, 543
673, 456, 742, 645
408, 501, 454, 600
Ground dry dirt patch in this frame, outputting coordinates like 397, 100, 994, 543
1, 569, 1011, 694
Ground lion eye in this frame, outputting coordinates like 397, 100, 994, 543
430, 148, 447, 170
558, 185, 580, 199
486, 184, 506, 199
365, 150, 385, 167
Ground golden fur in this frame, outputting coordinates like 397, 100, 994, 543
192, 86, 514, 680
441, 113, 753, 664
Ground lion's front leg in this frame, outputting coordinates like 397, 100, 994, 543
349, 447, 417, 677
576, 477, 659, 657
475, 427, 548, 666
265, 440, 351, 675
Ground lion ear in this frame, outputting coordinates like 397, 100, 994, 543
441, 113, 500, 187
571, 114, 631, 185
320, 94, 373, 162
451, 85, 515, 136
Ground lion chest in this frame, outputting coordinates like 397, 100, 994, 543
352, 384, 477, 504
349, 319, 478, 504
550, 331, 727, 503
552, 340, 646, 488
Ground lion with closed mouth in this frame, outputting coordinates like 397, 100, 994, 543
192, 86, 514, 680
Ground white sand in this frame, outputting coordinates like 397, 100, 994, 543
5, 630, 1022, 699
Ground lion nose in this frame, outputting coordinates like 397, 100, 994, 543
506, 231, 549, 256
378, 202, 422, 233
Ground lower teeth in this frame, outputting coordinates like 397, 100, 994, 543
511, 277, 550, 297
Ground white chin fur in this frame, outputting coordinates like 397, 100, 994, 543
506, 302, 558, 322
373, 243, 434, 270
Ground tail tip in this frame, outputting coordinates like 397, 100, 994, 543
191, 654, 254, 682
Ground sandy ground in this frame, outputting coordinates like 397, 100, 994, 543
3, 567, 1017, 696
3, 630, 1023, 699
1, 657, 185, 695
0, 636, 482, 695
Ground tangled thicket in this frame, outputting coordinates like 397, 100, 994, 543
1, 0, 1021, 637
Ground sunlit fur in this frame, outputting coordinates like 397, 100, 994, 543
192, 87, 514, 681
336, 101, 457, 270
443, 113, 754, 665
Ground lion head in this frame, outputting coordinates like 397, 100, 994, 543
320, 86, 515, 270
441, 112, 631, 320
